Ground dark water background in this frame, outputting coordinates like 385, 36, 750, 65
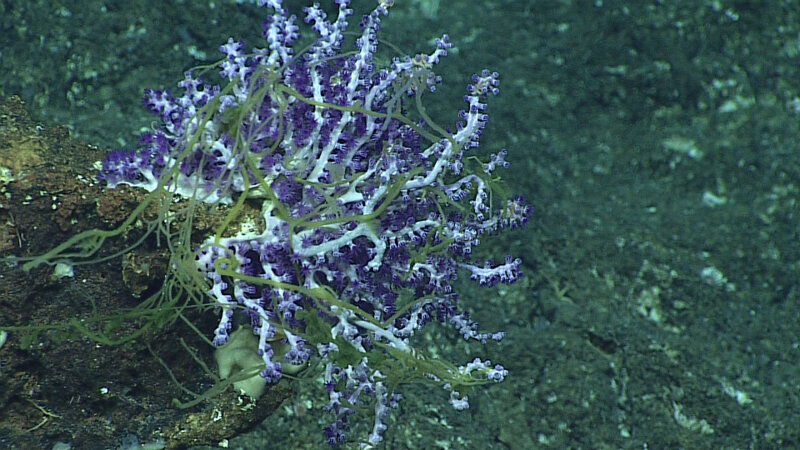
2, 0, 799, 448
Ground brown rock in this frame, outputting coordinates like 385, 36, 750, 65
0, 96, 288, 450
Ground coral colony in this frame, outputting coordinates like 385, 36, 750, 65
97, 0, 528, 446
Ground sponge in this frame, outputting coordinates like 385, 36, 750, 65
214, 326, 267, 399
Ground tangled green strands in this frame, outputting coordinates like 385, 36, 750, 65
2, 38, 507, 406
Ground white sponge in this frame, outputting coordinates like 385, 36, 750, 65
214, 326, 267, 398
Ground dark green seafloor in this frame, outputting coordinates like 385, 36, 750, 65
2, 0, 799, 448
